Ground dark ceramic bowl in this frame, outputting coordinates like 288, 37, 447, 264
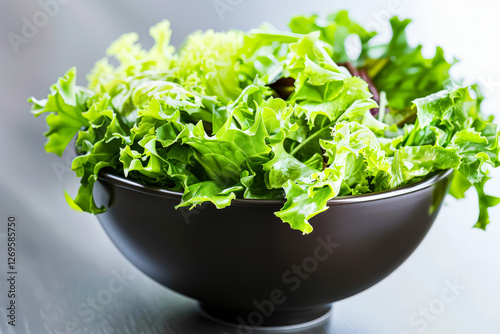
94, 169, 453, 328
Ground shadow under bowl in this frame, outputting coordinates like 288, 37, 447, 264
93, 169, 453, 328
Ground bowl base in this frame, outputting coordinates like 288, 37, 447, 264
199, 303, 332, 330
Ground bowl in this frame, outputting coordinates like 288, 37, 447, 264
93, 169, 453, 329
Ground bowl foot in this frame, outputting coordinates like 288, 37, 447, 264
199, 303, 332, 330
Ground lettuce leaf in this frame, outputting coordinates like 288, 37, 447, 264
30, 68, 93, 156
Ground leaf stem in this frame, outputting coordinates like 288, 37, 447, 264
290, 121, 334, 156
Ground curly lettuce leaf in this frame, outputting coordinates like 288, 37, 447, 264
276, 122, 391, 234
407, 87, 500, 228
175, 181, 243, 210
178, 30, 244, 103
30, 68, 93, 156
275, 182, 331, 234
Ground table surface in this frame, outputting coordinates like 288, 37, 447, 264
1, 1, 500, 333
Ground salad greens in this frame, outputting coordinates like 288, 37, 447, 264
30, 11, 500, 234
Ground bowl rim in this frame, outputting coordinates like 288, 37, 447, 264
98, 169, 454, 207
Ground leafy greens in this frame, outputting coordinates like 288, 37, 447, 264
31, 11, 500, 234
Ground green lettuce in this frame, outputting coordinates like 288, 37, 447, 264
30, 12, 500, 234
